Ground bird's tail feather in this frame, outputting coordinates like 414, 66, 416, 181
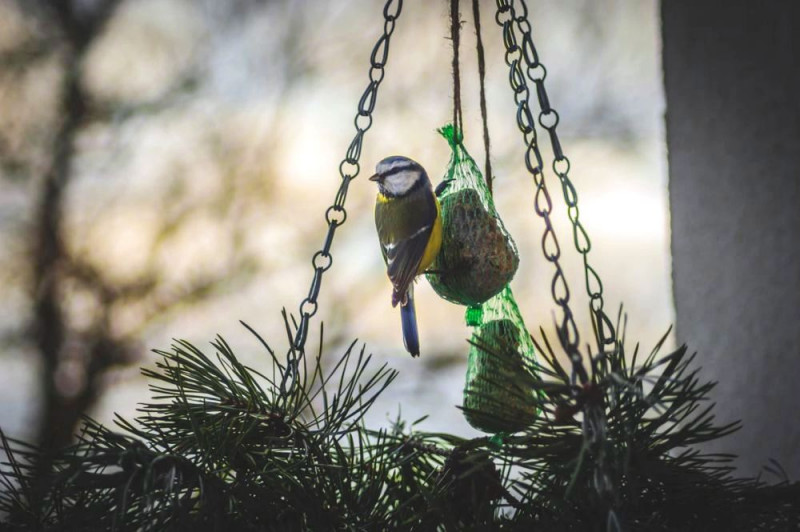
400, 286, 420, 357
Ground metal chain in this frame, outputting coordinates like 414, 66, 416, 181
510, 0, 617, 350
496, 0, 617, 514
494, 0, 588, 385
290, 0, 403, 362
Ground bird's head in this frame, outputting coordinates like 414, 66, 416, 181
369, 156, 428, 197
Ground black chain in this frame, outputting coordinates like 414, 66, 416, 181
290, 0, 403, 362
509, 0, 617, 350
494, 0, 588, 385
496, 0, 618, 515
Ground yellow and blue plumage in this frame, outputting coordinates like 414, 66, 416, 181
370, 156, 442, 357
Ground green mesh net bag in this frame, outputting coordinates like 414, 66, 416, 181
427, 124, 536, 433
462, 285, 539, 433
425, 125, 519, 306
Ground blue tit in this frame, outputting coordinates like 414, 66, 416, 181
370, 156, 443, 357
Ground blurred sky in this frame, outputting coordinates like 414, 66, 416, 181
0, 0, 670, 440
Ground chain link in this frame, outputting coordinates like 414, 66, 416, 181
290, 0, 403, 363
495, 0, 588, 385
497, 0, 617, 509
509, 0, 617, 350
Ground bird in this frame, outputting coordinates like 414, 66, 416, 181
370, 155, 442, 357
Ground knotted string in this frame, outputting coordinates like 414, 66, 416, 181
472, 0, 494, 196
450, 0, 464, 140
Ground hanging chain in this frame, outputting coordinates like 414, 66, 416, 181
494, 0, 588, 385
291, 0, 403, 361
496, 0, 618, 515
509, 0, 617, 350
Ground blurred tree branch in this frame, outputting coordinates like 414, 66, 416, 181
42, 0, 123, 52
0, 42, 53, 73
86, 71, 201, 123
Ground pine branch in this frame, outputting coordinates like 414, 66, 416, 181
2, 309, 799, 530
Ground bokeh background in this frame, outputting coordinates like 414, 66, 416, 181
0, 0, 670, 454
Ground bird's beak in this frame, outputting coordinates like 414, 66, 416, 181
369, 173, 381, 182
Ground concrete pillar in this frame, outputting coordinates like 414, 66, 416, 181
662, 0, 800, 478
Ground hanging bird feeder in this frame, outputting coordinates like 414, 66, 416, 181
426, 125, 519, 307
427, 124, 537, 433
462, 285, 540, 433
290, 0, 618, 440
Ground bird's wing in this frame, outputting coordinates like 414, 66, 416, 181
375, 188, 437, 306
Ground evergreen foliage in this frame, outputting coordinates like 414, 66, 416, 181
1, 312, 798, 531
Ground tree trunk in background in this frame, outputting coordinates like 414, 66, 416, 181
31, 0, 123, 479
662, 0, 800, 478
34, 43, 85, 457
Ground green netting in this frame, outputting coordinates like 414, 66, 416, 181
425, 125, 519, 306
425, 124, 537, 434
463, 285, 539, 433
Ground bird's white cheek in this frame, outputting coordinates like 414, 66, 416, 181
385, 171, 418, 195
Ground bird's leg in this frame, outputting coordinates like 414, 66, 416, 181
423, 268, 458, 276
424, 260, 473, 276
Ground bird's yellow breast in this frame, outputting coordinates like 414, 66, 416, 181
417, 199, 442, 274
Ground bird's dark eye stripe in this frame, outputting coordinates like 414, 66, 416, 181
381, 163, 417, 178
